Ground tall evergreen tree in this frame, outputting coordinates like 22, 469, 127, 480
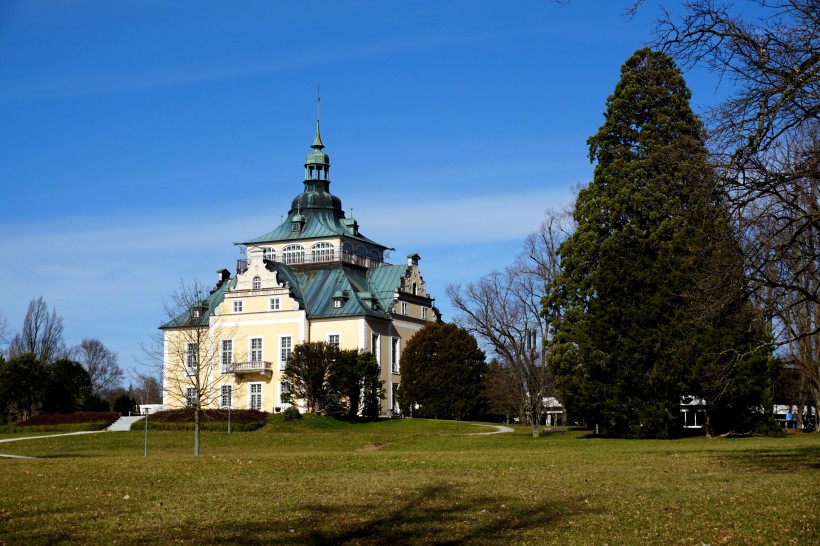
546, 48, 774, 438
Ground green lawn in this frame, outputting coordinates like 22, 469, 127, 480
0, 417, 817, 545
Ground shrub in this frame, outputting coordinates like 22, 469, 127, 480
282, 406, 301, 421
133, 409, 268, 431
0, 422, 111, 433
17, 412, 120, 428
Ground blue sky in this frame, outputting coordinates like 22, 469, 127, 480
0, 1, 726, 375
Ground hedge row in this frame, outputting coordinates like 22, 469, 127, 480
132, 420, 265, 432
147, 409, 267, 424
17, 412, 120, 427
0, 421, 111, 433
129, 409, 269, 431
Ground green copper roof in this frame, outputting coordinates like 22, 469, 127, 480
264, 261, 405, 319
305, 149, 329, 165
159, 277, 237, 329
243, 120, 385, 249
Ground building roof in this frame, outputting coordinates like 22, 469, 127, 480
243, 208, 384, 248
159, 276, 237, 329
242, 119, 386, 250
266, 261, 409, 319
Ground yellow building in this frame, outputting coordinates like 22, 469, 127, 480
161, 116, 440, 417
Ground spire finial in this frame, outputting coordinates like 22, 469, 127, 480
311, 87, 325, 151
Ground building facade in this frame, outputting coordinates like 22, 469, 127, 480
161, 117, 440, 417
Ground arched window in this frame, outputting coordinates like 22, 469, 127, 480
282, 244, 305, 265
368, 249, 381, 263
311, 242, 335, 263
342, 242, 353, 255
263, 248, 275, 261
252, 276, 261, 290
356, 246, 367, 257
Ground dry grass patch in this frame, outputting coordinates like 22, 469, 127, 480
0, 419, 817, 544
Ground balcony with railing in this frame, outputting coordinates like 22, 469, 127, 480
225, 361, 273, 377
236, 252, 390, 274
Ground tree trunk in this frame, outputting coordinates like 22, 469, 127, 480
194, 404, 200, 456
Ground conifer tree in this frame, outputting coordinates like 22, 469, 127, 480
546, 48, 775, 438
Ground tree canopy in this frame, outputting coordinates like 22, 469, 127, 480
547, 48, 775, 438
283, 342, 382, 417
397, 322, 487, 421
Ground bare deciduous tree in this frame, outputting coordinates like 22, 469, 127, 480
447, 209, 572, 438
748, 126, 820, 417
650, 0, 820, 330
0, 311, 10, 348
152, 279, 236, 456
76, 338, 123, 396
7, 296, 70, 364
129, 370, 163, 405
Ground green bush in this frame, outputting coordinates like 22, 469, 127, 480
282, 406, 301, 421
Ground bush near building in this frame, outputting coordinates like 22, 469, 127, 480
133, 409, 268, 432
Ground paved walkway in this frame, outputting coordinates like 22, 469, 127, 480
469, 424, 514, 435
0, 416, 144, 458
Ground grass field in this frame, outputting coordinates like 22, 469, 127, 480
0, 417, 817, 545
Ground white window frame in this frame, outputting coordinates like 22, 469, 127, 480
220, 339, 233, 373
220, 384, 233, 409
333, 299, 343, 309
269, 297, 280, 311
252, 276, 261, 289
422, 306, 428, 320
250, 337, 263, 363
371, 333, 379, 362
400, 301, 408, 315
279, 335, 292, 371
263, 247, 275, 261
282, 244, 305, 265
391, 337, 400, 374
310, 242, 335, 263
279, 381, 292, 409
233, 300, 244, 313
185, 342, 198, 376
327, 334, 340, 348
249, 382, 263, 411
185, 387, 197, 408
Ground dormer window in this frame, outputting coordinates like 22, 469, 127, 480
252, 276, 261, 290
190, 301, 207, 323
332, 289, 349, 309
291, 213, 305, 233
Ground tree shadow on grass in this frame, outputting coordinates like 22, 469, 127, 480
711, 444, 820, 473
118, 483, 592, 545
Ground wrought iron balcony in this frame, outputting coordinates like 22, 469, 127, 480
227, 361, 273, 377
